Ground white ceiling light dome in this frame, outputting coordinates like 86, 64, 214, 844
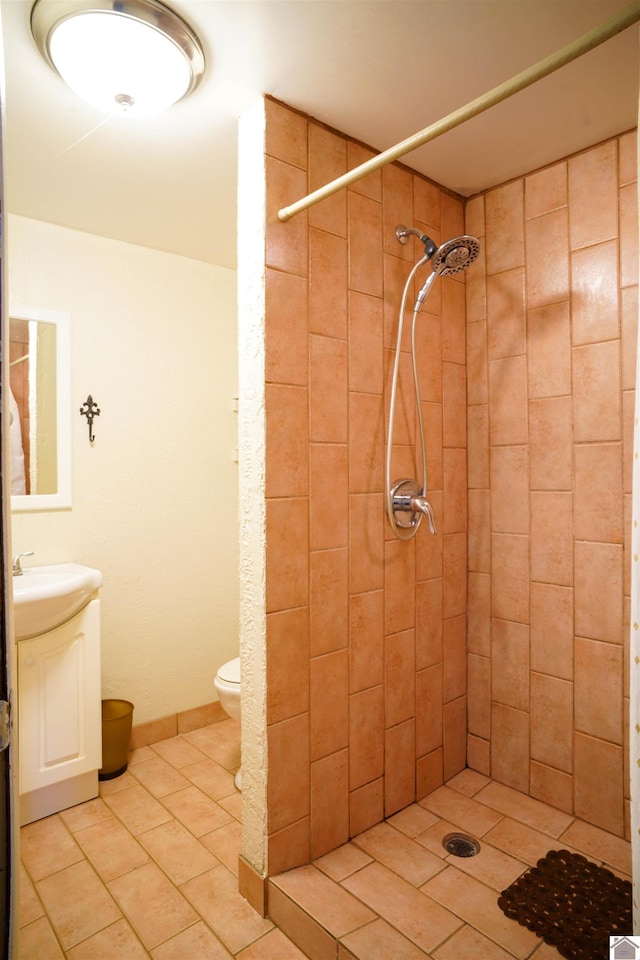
31, 0, 205, 117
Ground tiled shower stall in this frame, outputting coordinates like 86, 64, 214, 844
241, 97, 637, 891
465, 137, 637, 838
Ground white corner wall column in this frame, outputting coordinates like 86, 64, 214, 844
237, 97, 268, 878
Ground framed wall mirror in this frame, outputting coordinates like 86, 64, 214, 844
9, 305, 71, 511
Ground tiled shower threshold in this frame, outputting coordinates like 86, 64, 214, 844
268, 769, 632, 960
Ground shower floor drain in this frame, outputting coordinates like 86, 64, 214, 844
442, 833, 480, 858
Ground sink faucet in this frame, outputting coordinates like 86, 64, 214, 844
12, 552, 34, 576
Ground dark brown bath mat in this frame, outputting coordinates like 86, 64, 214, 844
498, 849, 631, 960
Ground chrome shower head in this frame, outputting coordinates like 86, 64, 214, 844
431, 235, 480, 276
413, 234, 481, 309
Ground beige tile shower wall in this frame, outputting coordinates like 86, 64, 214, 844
466, 131, 638, 840
263, 99, 468, 876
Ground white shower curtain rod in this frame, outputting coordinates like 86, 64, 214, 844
277, 0, 640, 222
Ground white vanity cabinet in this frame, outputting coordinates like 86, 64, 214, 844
18, 598, 102, 825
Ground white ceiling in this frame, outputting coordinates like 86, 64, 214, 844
1, 0, 638, 271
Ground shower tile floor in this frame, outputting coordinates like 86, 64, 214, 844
17, 718, 632, 960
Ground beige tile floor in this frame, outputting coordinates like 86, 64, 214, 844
16, 719, 632, 960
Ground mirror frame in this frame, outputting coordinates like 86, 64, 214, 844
10, 305, 71, 512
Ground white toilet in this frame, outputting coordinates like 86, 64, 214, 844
214, 657, 242, 789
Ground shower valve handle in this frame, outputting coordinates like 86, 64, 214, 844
389, 479, 437, 536
410, 496, 437, 536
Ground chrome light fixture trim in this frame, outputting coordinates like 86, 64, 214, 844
31, 0, 205, 115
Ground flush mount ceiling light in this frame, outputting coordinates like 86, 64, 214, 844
31, 0, 205, 117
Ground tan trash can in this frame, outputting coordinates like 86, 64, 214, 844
99, 699, 134, 781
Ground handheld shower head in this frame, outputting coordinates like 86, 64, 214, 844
414, 234, 480, 308
431, 235, 480, 276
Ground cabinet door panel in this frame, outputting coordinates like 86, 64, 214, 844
41, 634, 81, 766
19, 600, 101, 795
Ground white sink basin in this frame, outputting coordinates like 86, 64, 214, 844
13, 563, 103, 640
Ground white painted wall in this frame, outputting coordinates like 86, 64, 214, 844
8, 215, 239, 725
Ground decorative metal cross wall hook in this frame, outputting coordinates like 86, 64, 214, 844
80, 395, 100, 443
